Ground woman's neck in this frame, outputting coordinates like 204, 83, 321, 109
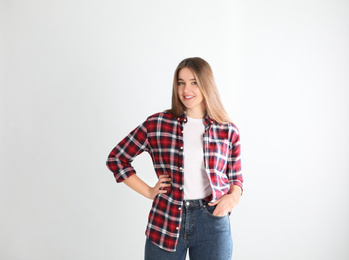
186, 107, 205, 119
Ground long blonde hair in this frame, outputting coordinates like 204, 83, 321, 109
167, 57, 232, 124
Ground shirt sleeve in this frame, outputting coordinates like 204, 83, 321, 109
106, 119, 149, 183
227, 131, 243, 191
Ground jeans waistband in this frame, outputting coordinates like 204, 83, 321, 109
183, 199, 208, 208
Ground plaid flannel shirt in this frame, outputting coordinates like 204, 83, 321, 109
106, 112, 243, 252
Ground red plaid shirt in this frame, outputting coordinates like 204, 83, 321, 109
106, 112, 243, 252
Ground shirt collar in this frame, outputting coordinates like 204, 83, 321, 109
204, 114, 215, 126
177, 111, 215, 126
176, 111, 187, 123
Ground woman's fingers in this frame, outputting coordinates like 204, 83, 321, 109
158, 175, 171, 182
158, 175, 171, 185
210, 194, 239, 216
159, 179, 171, 185
157, 175, 172, 193
159, 180, 171, 186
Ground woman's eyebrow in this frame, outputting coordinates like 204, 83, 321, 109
177, 78, 196, 81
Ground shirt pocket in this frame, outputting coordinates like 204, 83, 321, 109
208, 139, 232, 175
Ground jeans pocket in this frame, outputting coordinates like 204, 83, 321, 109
203, 205, 227, 219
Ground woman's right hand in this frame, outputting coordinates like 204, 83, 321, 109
148, 175, 172, 200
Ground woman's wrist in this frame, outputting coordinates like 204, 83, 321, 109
228, 185, 242, 195
123, 174, 153, 199
147, 186, 156, 200
227, 185, 241, 203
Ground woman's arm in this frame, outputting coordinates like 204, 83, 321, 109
106, 119, 150, 183
123, 174, 172, 200
208, 127, 243, 216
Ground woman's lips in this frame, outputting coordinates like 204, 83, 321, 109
183, 95, 194, 100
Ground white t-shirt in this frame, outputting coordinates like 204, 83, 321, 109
183, 116, 212, 200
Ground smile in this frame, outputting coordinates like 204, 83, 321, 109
184, 96, 195, 100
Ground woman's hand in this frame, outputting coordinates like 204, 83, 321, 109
123, 174, 171, 200
208, 185, 241, 216
148, 175, 172, 200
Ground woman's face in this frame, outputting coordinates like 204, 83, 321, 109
177, 67, 205, 118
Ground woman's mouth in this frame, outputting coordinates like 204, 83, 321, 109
184, 95, 194, 100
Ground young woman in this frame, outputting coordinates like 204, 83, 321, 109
106, 57, 243, 260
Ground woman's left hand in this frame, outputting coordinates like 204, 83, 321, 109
208, 185, 241, 217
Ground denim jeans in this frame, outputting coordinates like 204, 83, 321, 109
144, 199, 233, 260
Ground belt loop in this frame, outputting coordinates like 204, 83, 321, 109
199, 199, 203, 207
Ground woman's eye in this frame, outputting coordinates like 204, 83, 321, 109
178, 82, 184, 85
192, 81, 197, 85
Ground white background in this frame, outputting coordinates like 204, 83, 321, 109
1, 0, 348, 259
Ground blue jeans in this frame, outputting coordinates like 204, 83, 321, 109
144, 199, 233, 260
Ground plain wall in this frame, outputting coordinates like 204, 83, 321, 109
1, 0, 348, 259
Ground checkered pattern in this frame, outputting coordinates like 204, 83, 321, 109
106, 112, 243, 252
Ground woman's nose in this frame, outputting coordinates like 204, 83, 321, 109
183, 84, 190, 92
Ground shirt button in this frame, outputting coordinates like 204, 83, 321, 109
180, 167, 183, 170
186, 202, 190, 206
179, 187, 183, 190
178, 207, 182, 210
180, 147, 183, 150
176, 227, 179, 230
